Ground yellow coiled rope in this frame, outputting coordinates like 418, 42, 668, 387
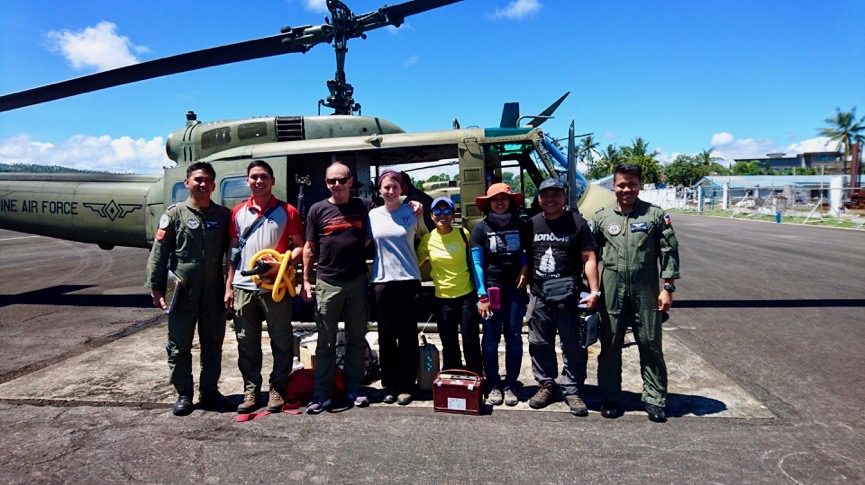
247, 249, 296, 302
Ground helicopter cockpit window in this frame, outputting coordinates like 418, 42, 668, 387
540, 137, 589, 201
201, 127, 232, 150
238, 122, 268, 140
170, 181, 187, 204
220, 176, 252, 209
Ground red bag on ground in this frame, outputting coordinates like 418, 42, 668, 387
284, 368, 346, 402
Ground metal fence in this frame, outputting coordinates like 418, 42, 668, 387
639, 183, 865, 228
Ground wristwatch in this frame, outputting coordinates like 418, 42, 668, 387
590, 290, 602, 297
663, 283, 676, 293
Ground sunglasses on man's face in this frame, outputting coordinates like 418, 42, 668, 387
432, 208, 453, 216
326, 177, 350, 185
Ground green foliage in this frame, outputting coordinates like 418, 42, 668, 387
586, 144, 619, 180
731, 160, 763, 175
620, 137, 661, 184
0, 163, 103, 174
662, 150, 730, 186
775, 167, 819, 175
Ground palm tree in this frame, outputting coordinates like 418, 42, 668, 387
578, 135, 600, 166
621, 137, 662, 184
694, 148, 721, 166
818, 107, 865, 172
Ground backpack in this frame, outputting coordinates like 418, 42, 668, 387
334, 330, 381, 385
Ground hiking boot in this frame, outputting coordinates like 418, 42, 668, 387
172, 394, 193, 416
307, 395, 331, 414
564, 394, 589, 417
267, 388, 285, 412
198, 390, 231, 412
528, 381, 557, 409
488, 388, 504, 406
397, 389, 413, 406
382, 388, 398, 404
237, 390, 261, 414
348, 388, 369, 408
503, 387, 519, 406
645, 403, 667, 423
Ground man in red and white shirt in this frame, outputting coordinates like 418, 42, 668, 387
226, 160, 304, 414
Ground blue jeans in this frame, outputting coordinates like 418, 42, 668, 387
482, 286, 526, 390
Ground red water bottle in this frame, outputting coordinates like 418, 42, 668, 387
488, 287, 501, 311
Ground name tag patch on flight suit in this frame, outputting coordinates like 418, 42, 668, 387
630, 222, 648, 232
205, 220, 221, 229
608, 223, 621, 235
186, 217, 201, 230
158, 214, 170, 229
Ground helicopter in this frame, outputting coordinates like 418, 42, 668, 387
0, 0, 615, 251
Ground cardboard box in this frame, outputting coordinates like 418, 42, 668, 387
300, 343, 316, 369
432, 370, 483, 415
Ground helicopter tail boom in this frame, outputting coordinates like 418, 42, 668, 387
0, 173, 160, 249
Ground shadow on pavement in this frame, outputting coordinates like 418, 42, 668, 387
0, 285, 152, 308
677, 298, 865, 309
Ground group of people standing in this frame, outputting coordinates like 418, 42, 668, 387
146, 159, 679, 423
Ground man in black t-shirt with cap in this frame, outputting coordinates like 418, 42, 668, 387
525, 177, 601, 416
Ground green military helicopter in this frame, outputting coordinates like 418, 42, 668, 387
0, 0, 614, 250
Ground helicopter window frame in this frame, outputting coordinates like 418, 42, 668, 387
219, 176, 252, 208
201, 127, 232, 150
170, 181, 187, 204
238, 122, 268, 140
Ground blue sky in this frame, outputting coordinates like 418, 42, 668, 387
0, 0, 862, 174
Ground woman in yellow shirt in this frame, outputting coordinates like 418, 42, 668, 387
416, 197, 482, 374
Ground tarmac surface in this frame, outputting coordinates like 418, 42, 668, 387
0, 216, 863, 483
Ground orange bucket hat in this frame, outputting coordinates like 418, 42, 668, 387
475, 183, 524, 213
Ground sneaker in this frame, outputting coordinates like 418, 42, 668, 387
267, 388, 285, 412
307, 395, 331, 414
488, 388, 504, 406
172, 394, 193, 416
528, 381, 557, 409
564, 394, 589, 417
397, 389, 413, 406
503, 387, 519, 406
237, 390, 261, 414
348, 388, 370, 408
198, 390, 231, 412
382, 388, 398, 404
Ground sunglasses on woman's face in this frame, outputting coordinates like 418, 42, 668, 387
326, 177, 350, 185
432, 208, 453, 216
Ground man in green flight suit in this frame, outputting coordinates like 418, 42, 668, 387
592, 163, 680, 422
145, 161, 232, 416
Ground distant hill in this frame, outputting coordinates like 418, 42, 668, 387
0, 163, 105, 174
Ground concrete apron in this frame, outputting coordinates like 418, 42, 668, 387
0, 323, 773, 419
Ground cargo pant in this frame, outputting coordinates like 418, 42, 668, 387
166, 283, 226, 396
597, 268, 667, 407
528, 293, 587, 397
313, 274, 369, 397
233, 288, 294, 395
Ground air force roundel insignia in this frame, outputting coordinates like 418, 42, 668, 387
186, 217, 201, 230
158, 214, 170, 229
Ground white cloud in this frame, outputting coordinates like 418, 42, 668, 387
302, 0, 328, 13
387, 23, 413, 35
0, 134, 168, 174
711, 132, 734, 146
402, 55, 419, 68
786, 136, 838, 154
494, 0, 542, 20
46, 21, 148, 72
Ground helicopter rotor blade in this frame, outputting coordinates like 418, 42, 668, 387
526, 91, 571, 128
0, 0, 464, 113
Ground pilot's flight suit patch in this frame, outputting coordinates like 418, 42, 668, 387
155, 229, 166, 241
630, 222, 648, 232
